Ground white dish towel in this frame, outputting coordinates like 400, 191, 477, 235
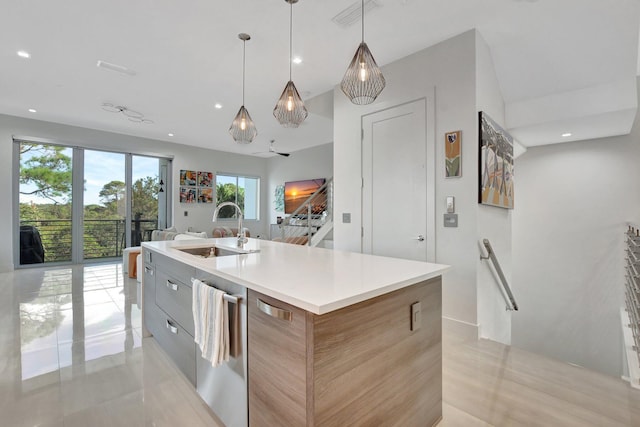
192, 278, 229, 367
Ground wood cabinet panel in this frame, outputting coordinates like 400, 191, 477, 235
248, 291, 309, 427
248, 277, 442, 427
313, 278, 441, 426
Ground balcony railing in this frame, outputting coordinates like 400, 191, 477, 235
20, 218, 157, 263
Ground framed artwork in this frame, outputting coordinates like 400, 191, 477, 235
445, 130, 462, 178
180, 170, 214, 203
180, 170, 197, 186
180, 187, 197, 203
198, 187, 213, 203
274, 184, 285, 212
197, 171, 213, 187
478, 111, 514, 209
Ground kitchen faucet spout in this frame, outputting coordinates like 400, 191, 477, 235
212, 201, 247, 247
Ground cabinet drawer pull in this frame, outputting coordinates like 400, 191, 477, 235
257, 298, 292, 321
144, 266, 154, 275
166, 280, 178, 291
166, 319, 178, 334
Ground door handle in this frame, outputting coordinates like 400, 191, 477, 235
413, 235, 425, 242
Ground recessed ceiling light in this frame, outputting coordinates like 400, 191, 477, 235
17, 50, 31, 59
28, 108, 37, 113
214, 103, 223, 109
168, 133, 174, 137
561, 132, 572, 137
292, 56, 302, 64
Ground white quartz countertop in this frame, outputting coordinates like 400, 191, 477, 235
142, 238, 449, 315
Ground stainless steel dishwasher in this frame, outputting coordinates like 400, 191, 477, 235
194, 271, 248, 427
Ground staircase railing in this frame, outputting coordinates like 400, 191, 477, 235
623, 224, 640, 388
276, 178, 333, 246
480, 238, 518, 311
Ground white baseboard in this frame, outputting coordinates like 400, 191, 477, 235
443, 316, 479, 343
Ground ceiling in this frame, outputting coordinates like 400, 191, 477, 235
1, 0, 638, 156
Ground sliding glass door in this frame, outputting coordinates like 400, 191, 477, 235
15, 140, 171, 267
17, 142, 73, 264
83, 150, 126, 260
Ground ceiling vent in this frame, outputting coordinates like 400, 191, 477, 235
332, 0, 381, 28
96, 60, 136, 76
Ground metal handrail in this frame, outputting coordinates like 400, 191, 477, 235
480, 238, 518, 311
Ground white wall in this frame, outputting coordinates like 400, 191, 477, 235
475, 33, 512, 344
512, 112, 640, 376
265, 143, 333, 225
334, 30, 482, 336
0, 114, 268, 272
333, 29, 511, 343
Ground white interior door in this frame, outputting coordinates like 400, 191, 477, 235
362, 98, 433, 262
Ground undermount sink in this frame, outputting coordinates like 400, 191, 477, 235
175, 246, 240, 258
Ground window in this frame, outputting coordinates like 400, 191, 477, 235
216, 174, 259, 220
14, 139, 171, 267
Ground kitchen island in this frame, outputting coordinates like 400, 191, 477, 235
142, 237, 449, 427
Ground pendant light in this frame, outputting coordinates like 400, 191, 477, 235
340, 0, 385, 105
229, 33, 257, 144
273, 0, 308, 128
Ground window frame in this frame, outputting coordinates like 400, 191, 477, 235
215, 172, 260, 221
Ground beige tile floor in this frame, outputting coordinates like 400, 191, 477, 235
0, 263, 639, 426
0, 263, 220, 427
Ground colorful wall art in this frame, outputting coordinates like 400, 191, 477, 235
180, 170, 214, 204
445, 130, 462, 178
478, 112, 514, 209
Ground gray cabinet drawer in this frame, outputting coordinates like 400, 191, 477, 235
153, 252, 196, 282
155, 269, 195, 336
148, 304, 197, 385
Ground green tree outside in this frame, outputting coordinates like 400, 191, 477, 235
216, 182, 245, 218
19, 142, 160, 262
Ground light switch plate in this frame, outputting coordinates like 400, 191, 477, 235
342, 213, 351, 223
446, 196, 455, 213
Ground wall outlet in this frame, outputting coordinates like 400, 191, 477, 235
184, 211, 188, 216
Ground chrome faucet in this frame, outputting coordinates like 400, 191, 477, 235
212, 201, 247, 247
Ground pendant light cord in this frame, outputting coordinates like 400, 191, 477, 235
242, 39, 246, 106
289, 1, 293, 81
361, 0, 365, 43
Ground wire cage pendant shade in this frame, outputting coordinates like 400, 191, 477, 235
340, 0, 385, 105
273, 0, 308, 128
229, 105, 257, 144
274, 80, 307, 128
229, 33, 257, 144
341, 41, 385, 105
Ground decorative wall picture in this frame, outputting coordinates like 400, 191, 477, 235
284, 178, 326, 214
197, 171, 213, 187
445, 130, 462, 178
180, 170, 214, 203
274, 184, 285, 212
180, 187, 196, 203
198, 188, 213, 203
180, 170, 197, 186
478, 111, 514, 209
